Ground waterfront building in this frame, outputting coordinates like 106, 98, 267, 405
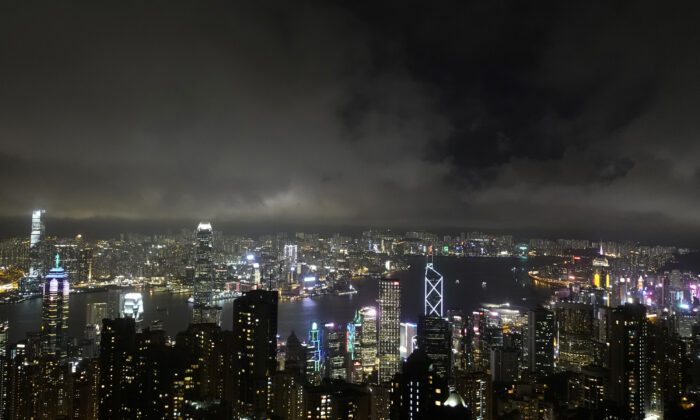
119, 292, 144, 323
193, 222, 215, 323
377, 277, 400, 384
232, 289, 278, 417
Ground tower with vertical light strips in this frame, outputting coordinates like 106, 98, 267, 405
424, 259, 443, 316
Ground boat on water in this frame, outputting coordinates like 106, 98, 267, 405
455, 279, 460, 285
481, 281, 487, 288
186, 295, 195, 304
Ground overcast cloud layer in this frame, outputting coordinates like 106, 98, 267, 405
2, 1, 700, 241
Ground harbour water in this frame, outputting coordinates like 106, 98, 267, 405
0, 256, 558, 343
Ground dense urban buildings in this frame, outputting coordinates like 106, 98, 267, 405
5, 1, 700, 418
0, 211, 699, 419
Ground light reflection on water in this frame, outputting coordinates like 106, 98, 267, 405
0, 256, 557, 343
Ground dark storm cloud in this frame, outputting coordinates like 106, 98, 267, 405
1, 0, 700, 240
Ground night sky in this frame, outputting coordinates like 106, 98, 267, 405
2, 1, 700, 242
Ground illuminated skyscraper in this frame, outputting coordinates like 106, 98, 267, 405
283, 244, 298, 284
85, 302, 108, 357
354, 307, 378, 382
306, 322, 322, 385
29, 209, 45, 279
425, 261, 443, 316
378, 277, 400, 384
399, 322, 417, 360
323, 323, 347, 381
193, 222, 215, 323
77, 247, 93, 284
592, 256, 610, 288
119, 293, 144, 324
41, 254, 70, 359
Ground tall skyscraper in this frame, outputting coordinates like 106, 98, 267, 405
41, 254, 70, 359
284, 330, 306, 380
98, 318, 172, 419
554, 302, 594, 370
84, 302, 108, 357
378, 277, 400, 384
608, 303, 648, 418
77, 247, 93, 284
528, 306, 555, 376
390, 349, 447, 420
98, 317, 136, 419
232, 289, 278, 417
455, 370, 492, 420
323, 323, 348, 381
399, 321, 417, 360
354, 307, 378, 382
193, 222, 215, 323
307, 322, 322, 385
425, 261, 444, 317
0, 321, 8, 417
28, 209, 45, 279
417, 314, 452, 380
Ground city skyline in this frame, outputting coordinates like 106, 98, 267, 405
2, 1, 700, 419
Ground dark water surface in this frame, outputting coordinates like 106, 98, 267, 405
0, 256, 557, 343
